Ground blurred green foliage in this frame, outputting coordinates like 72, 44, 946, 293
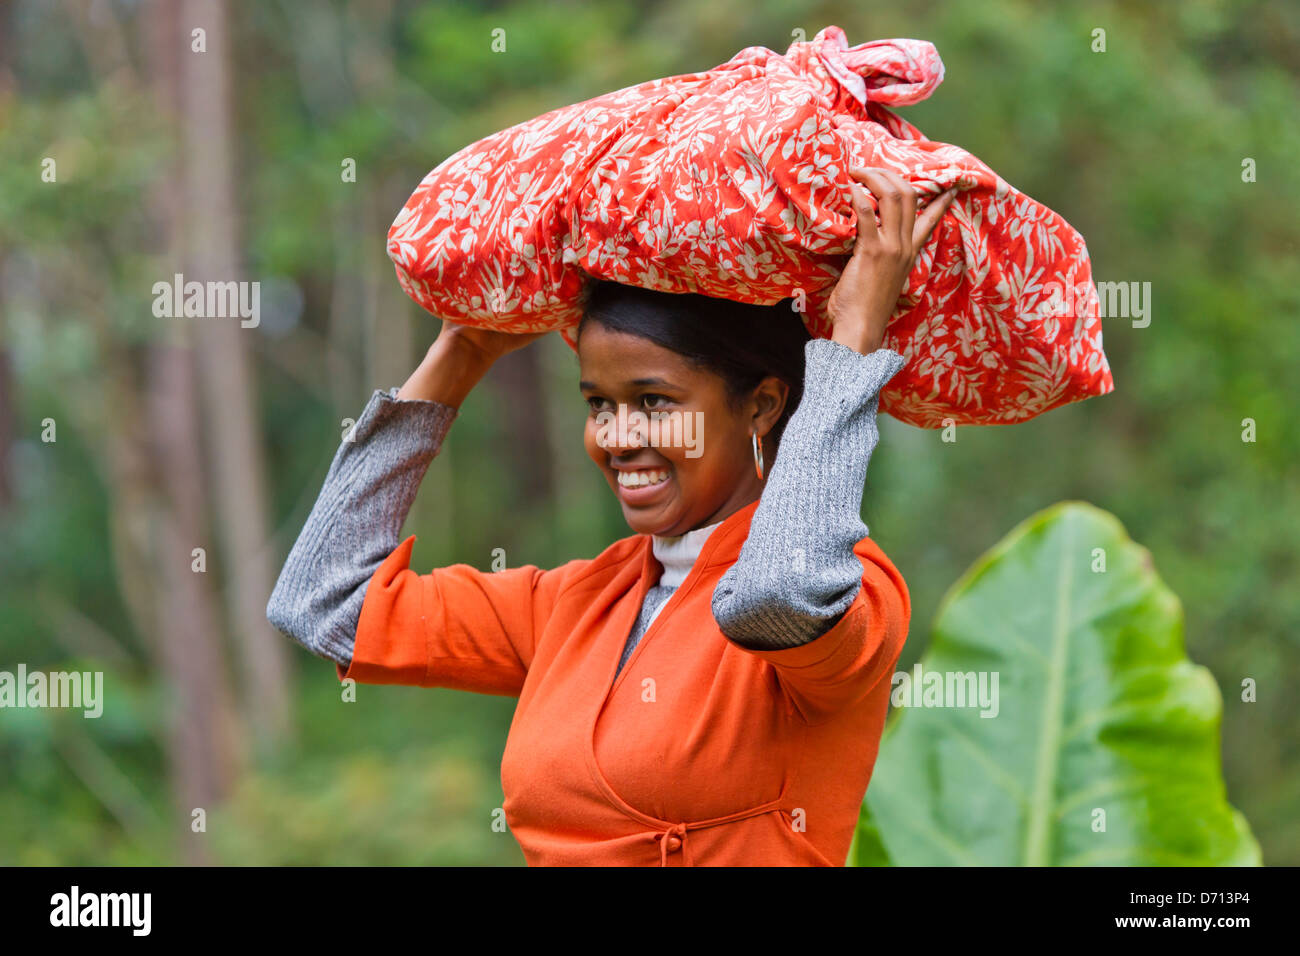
852, 502, 1259, 866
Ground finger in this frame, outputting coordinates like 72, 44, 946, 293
890, 170, 917, 248
869, 168, 913, 247
849, 181, 880, 248
856, 168, 906, 248
912, 186, 958, 248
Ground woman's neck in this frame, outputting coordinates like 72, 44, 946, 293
651, 518, 726, 588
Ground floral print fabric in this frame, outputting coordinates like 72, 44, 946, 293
388, 25, 1114, 427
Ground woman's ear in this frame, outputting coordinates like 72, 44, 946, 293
750, 376, 790, 437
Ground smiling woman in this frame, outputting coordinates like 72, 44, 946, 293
575, 280, 810, 538
266, 168, 944, 865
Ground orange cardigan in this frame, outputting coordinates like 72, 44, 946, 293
338, 497, 910, 866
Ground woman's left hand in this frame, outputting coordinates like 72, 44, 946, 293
826, 167, 958, 354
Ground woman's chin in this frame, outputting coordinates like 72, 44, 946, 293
619, 500, 682, 536
623, 509, 670, 535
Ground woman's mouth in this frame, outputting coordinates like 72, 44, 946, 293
615, 467, 672, 505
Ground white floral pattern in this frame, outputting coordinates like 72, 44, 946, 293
388, 25, 1114, 428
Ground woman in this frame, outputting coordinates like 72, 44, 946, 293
267, 167, 957, 865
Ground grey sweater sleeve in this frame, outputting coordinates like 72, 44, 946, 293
711, 337, 906, 650
265, 388, 457, 669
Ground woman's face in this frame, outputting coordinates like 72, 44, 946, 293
578, 321, 788, 537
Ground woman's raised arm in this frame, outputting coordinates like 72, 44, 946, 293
265, 325, 542, 670
711, 167, 951, 698
710, 337, 905, 649
265, 385, 458, 669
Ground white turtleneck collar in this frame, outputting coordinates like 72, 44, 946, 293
651, 518, 726, 589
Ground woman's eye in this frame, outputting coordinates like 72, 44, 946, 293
585, 395, 672, 413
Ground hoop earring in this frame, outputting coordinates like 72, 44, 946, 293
751, 430, 765, 481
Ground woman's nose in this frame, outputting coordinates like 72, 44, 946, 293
598, 402, 651, 454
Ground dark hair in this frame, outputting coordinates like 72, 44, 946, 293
576, 279, 812, 456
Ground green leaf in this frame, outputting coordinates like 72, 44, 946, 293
856, 501, 1260, 866
847, 799, 894, 866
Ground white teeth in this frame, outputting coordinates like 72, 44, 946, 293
618, 469, 669, 488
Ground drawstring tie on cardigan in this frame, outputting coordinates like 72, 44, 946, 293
653, 822, 692, 867
648, 799, 787, 866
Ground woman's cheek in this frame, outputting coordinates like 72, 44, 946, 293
653, 410, 693, 461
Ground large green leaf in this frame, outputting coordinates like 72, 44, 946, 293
851, 501, 1259, 866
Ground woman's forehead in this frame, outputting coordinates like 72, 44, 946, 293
577, 326, 700, 384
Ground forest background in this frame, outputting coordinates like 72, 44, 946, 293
1, 0, 1296, 864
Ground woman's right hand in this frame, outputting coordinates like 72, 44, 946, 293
436, 320, 550, 368
826, 167, 956, 355
397, 320, 550, 407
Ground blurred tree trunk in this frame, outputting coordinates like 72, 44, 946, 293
146, 342, 247, 863
364, 188, 414, 397
0, 3, 12, 512
178, 0, 292, 756
494, 347, 554, 510
51, 0, 252, 864
140, 0, 248, 865
40, 0, 255, 864
0, 345, 12, 511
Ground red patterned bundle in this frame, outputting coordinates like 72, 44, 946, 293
388, 26, 1113, 427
